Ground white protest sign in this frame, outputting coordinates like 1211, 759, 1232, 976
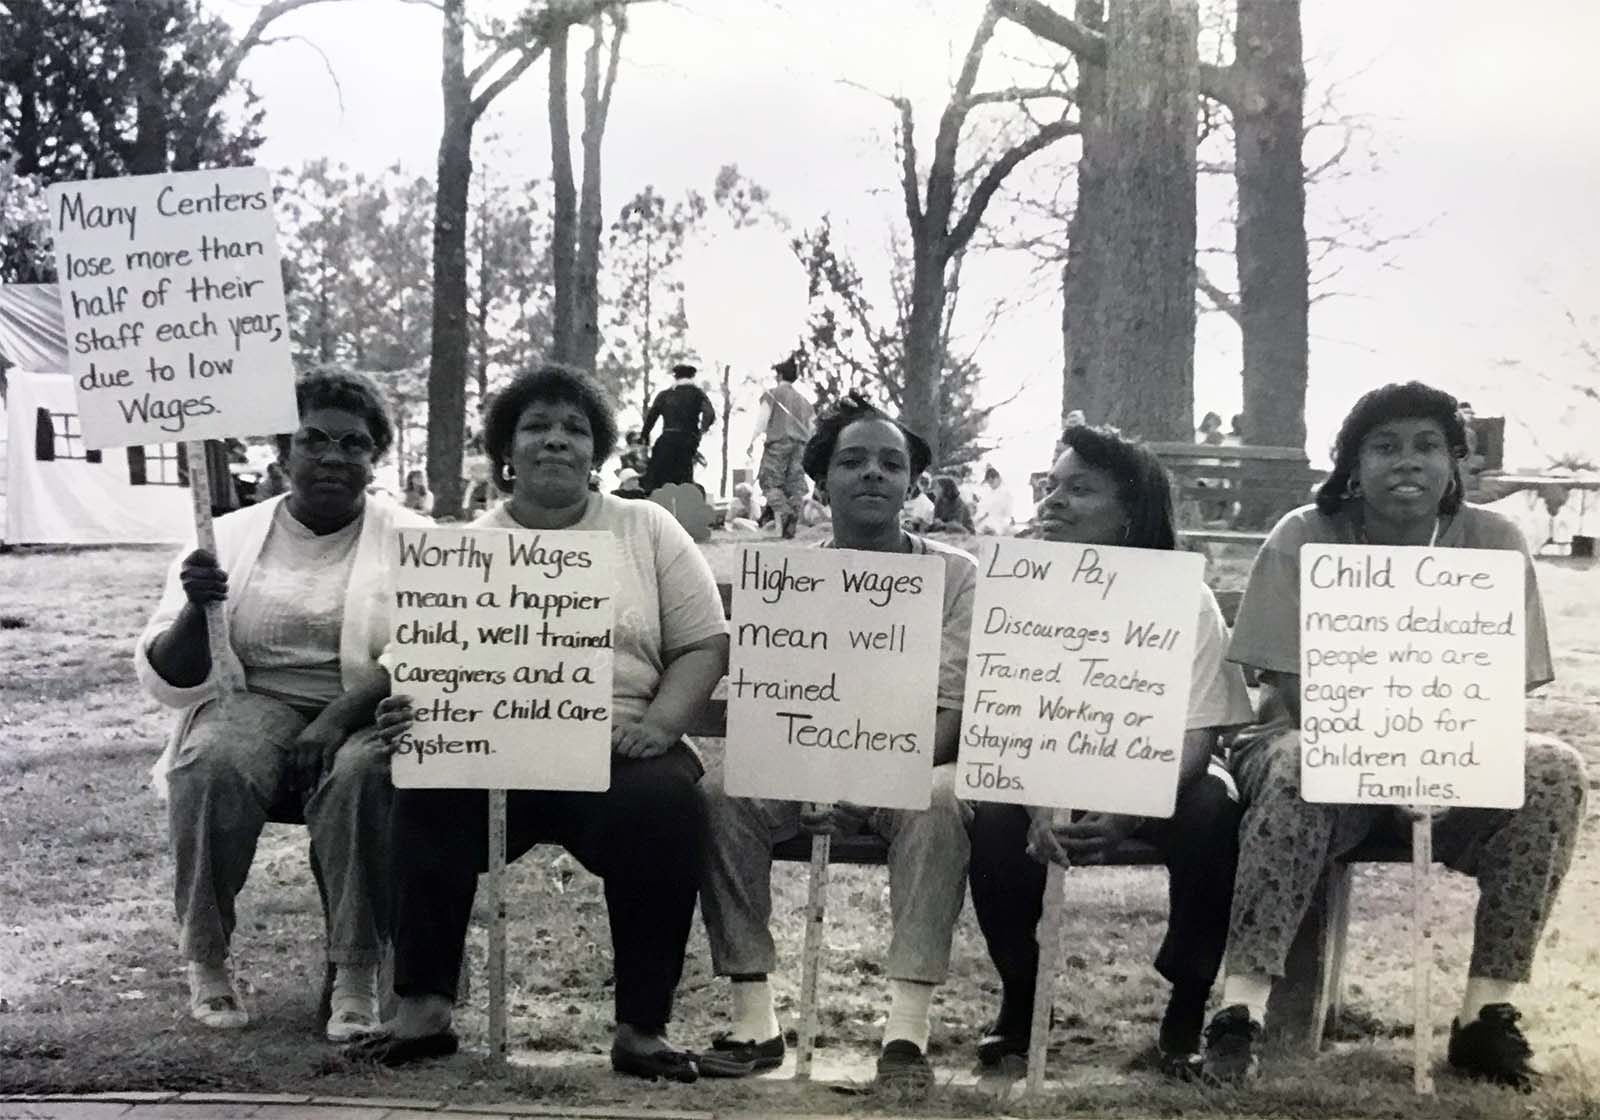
389, 527, 616, 791
956, 539, 1201, 816
724, 546, 945, 810
46, 166, 298, 449
1298, 545, 1525, 808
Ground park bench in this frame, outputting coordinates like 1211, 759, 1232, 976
691, 579, 1405, 1053
1145, 442, 1327, 548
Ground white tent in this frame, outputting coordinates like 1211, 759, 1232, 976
0, 283, 193, 545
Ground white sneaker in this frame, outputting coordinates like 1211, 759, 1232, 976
325, 996, 381, 1043
187, 965, 248, 1030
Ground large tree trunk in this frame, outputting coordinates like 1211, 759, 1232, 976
426, 0, 473, 519
572, 16, 609, 373
1234, 0, 1307, 452
901, 245, 949, 465
1061, 0, 1107, 426
548, 26, 578, 365
1088, 0, 1198, 440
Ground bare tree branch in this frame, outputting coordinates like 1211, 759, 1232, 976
948, 116, 1078, 252
470, 41, 547, 123
255, 33, 345, 111
965, 85, 1073, 107
1195, 264, 1241, 323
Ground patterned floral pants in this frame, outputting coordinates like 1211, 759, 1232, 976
1226, 730, 1587, 981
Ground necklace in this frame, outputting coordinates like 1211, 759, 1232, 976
1358, 510, 1441, 547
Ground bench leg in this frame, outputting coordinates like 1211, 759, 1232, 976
1265, 863, 1349, 1053
1320, 864, 1353, 1033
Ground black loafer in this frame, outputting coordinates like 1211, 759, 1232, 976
697, 1032, 785, 1077
876, 1039, 933, 1091
977, 1022, 1028, 1068
610, 1043, 700, 1083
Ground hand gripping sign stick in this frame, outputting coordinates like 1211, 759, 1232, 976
794, 804, 832, 1081
1025, 813, 1068, 1098
184, 440, 243, 700
1409, 805, 1435, 1095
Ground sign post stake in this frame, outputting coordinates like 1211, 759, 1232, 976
1025, 858, 1066, 1098
1410, 807, 1434, 1095
183, 440, 240, 696
795, 819, 832, 1081
487, 788, 508, 1064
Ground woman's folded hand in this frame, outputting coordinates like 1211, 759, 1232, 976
611, 720, 678, 760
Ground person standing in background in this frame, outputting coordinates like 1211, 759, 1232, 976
642, 363, 716, 492
749, 353, 815, 539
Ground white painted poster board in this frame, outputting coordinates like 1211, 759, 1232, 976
955, 539, 1201, 816
1298, 545, 1526, 808
724, 546, 945, 810
46, 167, 298, 449
388, 527, 616, 791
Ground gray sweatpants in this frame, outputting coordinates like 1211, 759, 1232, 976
165, 691, 393, 967
698, 764, 971, 984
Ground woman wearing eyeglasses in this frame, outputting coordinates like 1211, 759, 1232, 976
136, 370, 430, 1042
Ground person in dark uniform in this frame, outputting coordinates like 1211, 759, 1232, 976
642, 363, 716, 492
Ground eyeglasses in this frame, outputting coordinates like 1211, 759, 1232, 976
293, 426, 376, 459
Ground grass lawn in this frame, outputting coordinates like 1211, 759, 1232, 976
2, 532, 1598, 1118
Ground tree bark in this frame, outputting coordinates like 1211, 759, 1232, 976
1060, 0, 1106, 426
572, 14, 620, 373
1087, 0, 1199, 440
426, 0, 473, 518
1233, 0, 1307, 452
548, 25, 578, 365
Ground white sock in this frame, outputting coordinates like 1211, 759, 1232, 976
1460, 977, 1520, 1025
883, 980, 933, 1052
729, 979, 780, 1042
1219, 972, 1272, 1025
332, 962, 378, 1005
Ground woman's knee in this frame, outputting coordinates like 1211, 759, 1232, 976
612, 749, 706, 838
1526, 735, 1588, 806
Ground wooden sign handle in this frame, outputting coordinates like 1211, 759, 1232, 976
487, 788, 508, 1063
1410, 806, 1434, 1095
1025, 858, 1067, 1097
795, 814, 832, 1081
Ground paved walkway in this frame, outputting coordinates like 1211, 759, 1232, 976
1, 1096, 981, 1120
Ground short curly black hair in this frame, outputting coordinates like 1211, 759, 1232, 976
801, 390, 932, 485
1057, 424, 1177, 551
1316, 381, 1469, 516
485, 364, 619, 493
274, 369, 394, 460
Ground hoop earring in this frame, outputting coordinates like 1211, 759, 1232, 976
1342, 477, 1363, 501
499, 463, 516, 484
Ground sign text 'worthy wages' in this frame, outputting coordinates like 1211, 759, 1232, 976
957, 539, 1201, 817
724, 546, 945, 810
1298, 545, 1526, 808
48, 166, 298, 448
388, 527, 616, 791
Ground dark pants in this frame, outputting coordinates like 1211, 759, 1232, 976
967, 771, 1240, 1032
644, 429, 700, 491
390, 746, 706, 1034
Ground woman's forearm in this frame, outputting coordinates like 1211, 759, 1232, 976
316, 674, 391, 734
641, 640, 728, 738
145, 603, 215, 688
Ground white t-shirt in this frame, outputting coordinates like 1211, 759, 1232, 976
474, 493, 729, 725
1188, 584, 1255, 731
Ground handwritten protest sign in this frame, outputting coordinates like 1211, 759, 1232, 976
724, 546, 945, 810
46, 166, 298, 449
1298, 545, 1525, 808
388, 527, 616, 791
955, 539, 1201, 817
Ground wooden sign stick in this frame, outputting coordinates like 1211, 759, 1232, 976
1410, 807, 1434, 1095
795, 808, 832, 1081
184, 441, 240, 696
1025, 858, 1067, 1098
487, 788, 509, 1064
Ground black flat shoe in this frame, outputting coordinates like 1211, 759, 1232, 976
610, 1043, 700, 1083
697, 1032, 786, 1078
343, 1029, 459, 1067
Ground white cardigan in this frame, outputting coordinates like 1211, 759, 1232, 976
137, 493, 431, 798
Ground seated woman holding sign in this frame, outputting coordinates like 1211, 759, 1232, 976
355, 365, 729, 1081
1200, 382, 1587, 1089
136, 370, 427, 1040
966, 424, 1255, 1076
697, 392, 977, 1089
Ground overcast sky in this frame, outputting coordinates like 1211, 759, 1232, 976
222, 0, 1600, 498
